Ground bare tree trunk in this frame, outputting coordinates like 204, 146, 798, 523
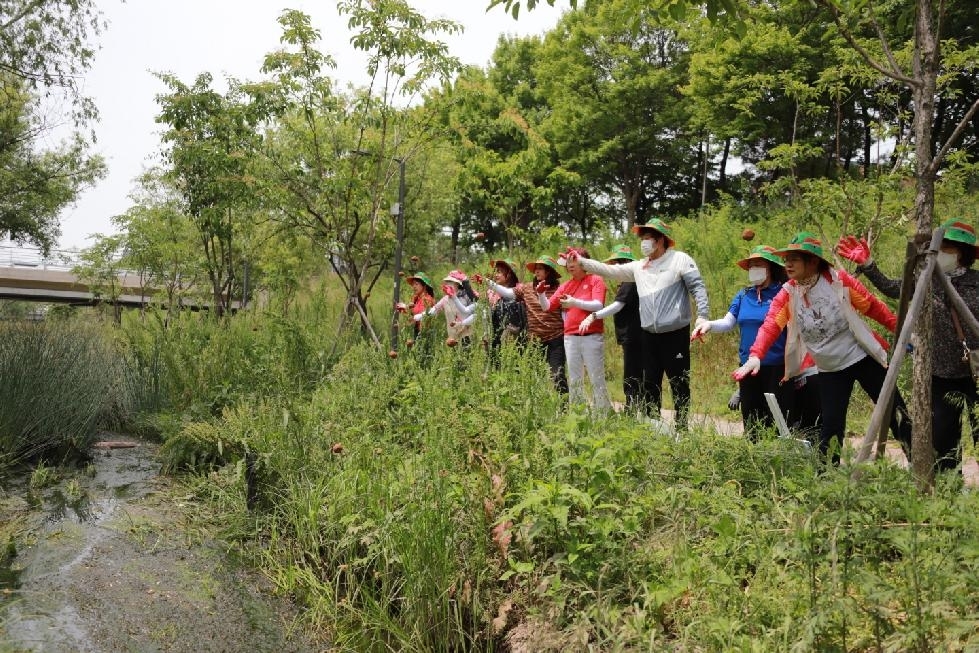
909, 0, 940, 491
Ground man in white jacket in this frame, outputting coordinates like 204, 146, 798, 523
569, 219, 709, 431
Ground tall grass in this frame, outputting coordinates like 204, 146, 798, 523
0, 320, 136, 470
165, 331, 979, 651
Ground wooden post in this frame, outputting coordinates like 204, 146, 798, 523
874, 240, 919, 459
853, 228, 945, 466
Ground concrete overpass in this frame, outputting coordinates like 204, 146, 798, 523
0, 245, 238, 310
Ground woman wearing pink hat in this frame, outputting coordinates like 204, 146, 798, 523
425, 270, 479, 347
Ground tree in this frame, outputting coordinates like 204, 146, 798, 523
245, 5, 461, 343
0, 74, 105, 252
496, 0, 979, 489
0, 1, 106, 252
0, 0, 103, 120
536, 1, 701, 224
110, 171, 204, 320
156, 73, 261, 316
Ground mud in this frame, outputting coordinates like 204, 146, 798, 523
0, 440, 325, 653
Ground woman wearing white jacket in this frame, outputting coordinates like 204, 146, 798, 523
570, 219, 709, 431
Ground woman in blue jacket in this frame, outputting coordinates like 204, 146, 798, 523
692, 245, 817, 440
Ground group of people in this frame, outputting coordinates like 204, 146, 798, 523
397, 217, 979, 469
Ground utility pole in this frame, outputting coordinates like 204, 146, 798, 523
391, 157, 406, 350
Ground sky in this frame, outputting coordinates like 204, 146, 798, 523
53, 0, 566, 251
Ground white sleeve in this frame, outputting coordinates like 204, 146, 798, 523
573, 298, 604, 312
594, 300, 625, 320
428, 296, 448, 315
452, 296, 477, 316
487, 280, 516, 300
708, 312, 737, 333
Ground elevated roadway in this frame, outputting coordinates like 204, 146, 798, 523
0, 245, 237, 310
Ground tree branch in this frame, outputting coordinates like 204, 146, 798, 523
817, 0, 918, 87
927, 96, 979, 177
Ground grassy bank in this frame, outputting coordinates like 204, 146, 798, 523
160, 336, 979, 651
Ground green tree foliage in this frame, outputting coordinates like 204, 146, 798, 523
156, 73, 261, 316
110, 171, 205, 316
0, 1, 106, 251
0, 0, 103, 117
537, 1, 701, 223
0, 75, 105, 252
243, 6, 462, 342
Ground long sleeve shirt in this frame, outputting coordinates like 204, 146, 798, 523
750, 269, 894, 375
581, 250, 708, 333
720, 284, 787, 366
544, 274, 606, 336
857, 260, 979, 378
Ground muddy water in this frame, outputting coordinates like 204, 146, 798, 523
0, 440, 324, 653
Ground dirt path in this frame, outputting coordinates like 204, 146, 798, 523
0, 439, 325, 653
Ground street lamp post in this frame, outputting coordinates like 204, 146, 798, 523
390, 157, 406, 350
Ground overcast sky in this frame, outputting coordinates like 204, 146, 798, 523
53, 0, 566, 250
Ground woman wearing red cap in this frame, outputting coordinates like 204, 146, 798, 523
838, 219, 979, 471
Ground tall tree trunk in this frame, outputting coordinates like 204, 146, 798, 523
862, 103, 872, 176
909, 0, 940, 490
719, 137, 730, 190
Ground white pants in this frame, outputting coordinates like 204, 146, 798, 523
564, 333, 610, 411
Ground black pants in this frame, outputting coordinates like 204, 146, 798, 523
640, 326, 691, 431
738, 364, 788, 441
621, 337, 644, 411
784, 373, 822, 440
932, 375, 979, 472
535, 336, 567, 394
818, 355, 912, 463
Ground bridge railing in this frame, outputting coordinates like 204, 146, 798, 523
0, 245, 84, 271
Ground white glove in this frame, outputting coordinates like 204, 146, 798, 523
732, 356, 761, 381
691, 317, 711, 340
578, 313, 596, 334
413, 312, 424, 323
559, 295, 581, 310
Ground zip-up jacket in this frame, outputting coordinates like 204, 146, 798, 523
580, 249, 708, 334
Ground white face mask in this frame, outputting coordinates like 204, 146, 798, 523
640, 239, 655, 257
747, 267, 768, 286
937, 251, 959, 274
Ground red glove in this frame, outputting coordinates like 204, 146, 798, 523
473, 273, 484, 285
565, 247, 580, 263
394, 302, 408, 313
535, 281, 549, 294
836, 236, 871, 265
442, 283, 456, 297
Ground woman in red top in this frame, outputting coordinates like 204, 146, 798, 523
540, 248, 609, 411
396, 273, 436, 346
